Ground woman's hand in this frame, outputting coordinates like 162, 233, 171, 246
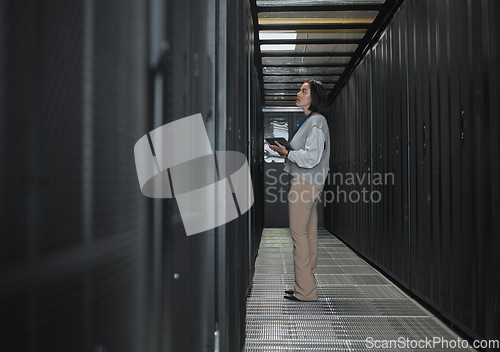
268, 141, 288, 156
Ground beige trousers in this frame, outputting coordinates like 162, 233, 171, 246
288, 178, 321, 301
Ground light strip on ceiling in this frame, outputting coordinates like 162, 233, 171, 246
259, 32, 297, 51
259, 18, 374, 24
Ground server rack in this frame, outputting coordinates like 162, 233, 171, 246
324, 0, 500, 346
0, 1, 263, 351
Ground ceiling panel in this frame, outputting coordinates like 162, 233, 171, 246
262, 57, 350, 65
257, 1, 385, 7
258, 10, 379, 19
250, 0, 404, 108
263, 43, 359, 52
263, 67, 344, 74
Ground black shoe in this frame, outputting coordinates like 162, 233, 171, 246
284, 294, 304, 301
284, 294, 317, 302
284, 289, 294, 295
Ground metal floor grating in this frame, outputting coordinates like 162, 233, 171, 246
244, 228, 473, 351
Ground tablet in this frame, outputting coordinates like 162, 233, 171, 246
265, 137, 293, 150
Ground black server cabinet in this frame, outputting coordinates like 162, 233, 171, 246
1, 1, 150, 351
1, 0, 261, 351
161, 0, 217, 350
328, 58, 372, 258
325, 0, 500, 346
248, 15, 264, 279
371, 9, 410, 286
150, 0, 259, 350
488, 0, 500, 341
406, 0, 439, 302
406, 0, 498, 340
218, 0, 253, 350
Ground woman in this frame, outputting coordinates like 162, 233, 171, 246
268, 79, 330, 301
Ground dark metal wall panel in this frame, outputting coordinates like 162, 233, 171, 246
249, 13, 264, 275
222, 0, 252, 350
325, 0, 500, 345
407, 0, 438, 305
0, 0, 84, 268
1, 1, 261, 352
406, 0, 496, 339
371, 39, 389, 272
347, 57, 371, 257
456, 0, 477, 333
1, 1, 149, 352
326, 53, 375, 260
370, 6, 410, 286
439, 0, 469, 330
150, 0, 258, 350
467, 0, 490, 338
163, 0, 217, 350
328, 83, 341, 241
487, 0, 500, 341
264, 160, 290, 228
388, 10, 409, 285
327, 84, 347, 247
434, 0, 457, 322
357, 58, 372, 258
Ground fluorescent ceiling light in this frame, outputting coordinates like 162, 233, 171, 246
259, 32, 297, 40
259, 18, 374, 25
261, 44, 296, 51
260, 32, 297, 51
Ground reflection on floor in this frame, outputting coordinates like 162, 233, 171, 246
244, 228, 473, 351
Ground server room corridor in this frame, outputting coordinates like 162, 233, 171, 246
1, 1, 499, 352
245, 228, 475, 351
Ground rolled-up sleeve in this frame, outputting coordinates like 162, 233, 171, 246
287, 126, 325, 168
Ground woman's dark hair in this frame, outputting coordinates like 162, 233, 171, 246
305, 79, 327, 114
